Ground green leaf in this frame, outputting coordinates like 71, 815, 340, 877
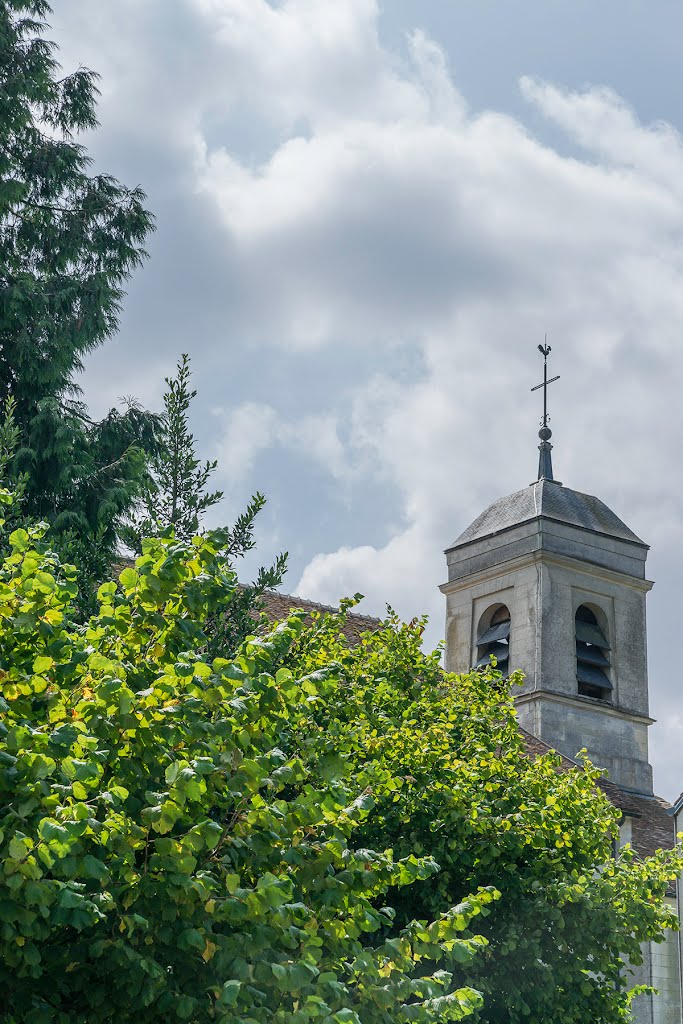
81, 855, 108, 882
9, 528, 29, 551
9, 835, 30, 860
119, 567, 139, 588
175, 995, 195, 1019
219, 981, 241, 1007
97, 581, 117, 601
182, 928, 205, 951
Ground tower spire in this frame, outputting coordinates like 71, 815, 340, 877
531, 339, 560, 482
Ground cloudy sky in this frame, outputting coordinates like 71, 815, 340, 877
50, 1, 683, 798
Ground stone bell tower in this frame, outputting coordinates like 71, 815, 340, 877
440, 348, 654, 795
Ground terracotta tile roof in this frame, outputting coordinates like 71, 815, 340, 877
110, 562, 380, 646
628, 794, 677, 859
519, 728, 578, 773
259, 591, 380, 645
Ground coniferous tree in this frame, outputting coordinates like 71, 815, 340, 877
0, 0, 160, 587
125, 354, 288, 654
0, 3, 282, 634
128, 354, 223, 547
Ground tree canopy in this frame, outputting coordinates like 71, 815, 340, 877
0, 499, 680, 1023
0, 12, 679, 1007
122, 353, 287, 654
0, 500, 495, 1023
284, 605, 683, 1024
0, 3, 283, 628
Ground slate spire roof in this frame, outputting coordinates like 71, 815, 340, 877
449, 345, 645, 552
448, 477, 645, 551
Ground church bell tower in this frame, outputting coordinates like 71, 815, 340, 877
441, 347, 654, 795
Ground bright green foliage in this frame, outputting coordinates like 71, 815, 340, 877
284, 605, 683, 1024
0, 1, 159, 591
0, 501, 495, 1023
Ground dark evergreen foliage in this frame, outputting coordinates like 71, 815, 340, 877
0, 0, 160, 599
204, 491, 289, 658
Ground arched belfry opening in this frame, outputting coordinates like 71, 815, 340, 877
575, 605, 612, 701
475, 603, 510, 674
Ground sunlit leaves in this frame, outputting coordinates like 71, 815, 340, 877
284, 603, 683, 1024
0, 508, 489, 1022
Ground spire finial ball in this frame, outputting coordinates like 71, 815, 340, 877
539, 425, 552, 442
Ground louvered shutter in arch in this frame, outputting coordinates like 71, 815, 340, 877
475, 604, 510, 674
575, 605, 612, 700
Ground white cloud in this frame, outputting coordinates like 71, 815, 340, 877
190, 0, 432, 131
184, 12, 683, 798
215, 402, 279, 480
215, 402, 349, 483
297, 523, 444, 637
520, 77, 683, 196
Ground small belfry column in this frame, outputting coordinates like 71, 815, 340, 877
441, 343, 655, 795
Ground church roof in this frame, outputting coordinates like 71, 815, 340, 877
260, 591, 380, 645
448, 478, 645, 550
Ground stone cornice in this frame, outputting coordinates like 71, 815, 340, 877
440, 547, 653, 596
514, 688, 655, 727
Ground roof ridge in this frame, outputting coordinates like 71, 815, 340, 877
262, 589, 381, 624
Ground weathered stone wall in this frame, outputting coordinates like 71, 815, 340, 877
629, 906, 682, 1024
442, 489, 681, 1023
652, 906, 682, 1024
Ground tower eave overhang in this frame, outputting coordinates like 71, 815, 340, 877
440, 545, 654, 596
444, 512, 649, 585
445, 512, 649, 557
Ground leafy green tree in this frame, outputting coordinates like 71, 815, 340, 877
0, 1, 159, 586
0, 498, 496, 1023
203, 498, 289, 659
284, 605, 683, 1024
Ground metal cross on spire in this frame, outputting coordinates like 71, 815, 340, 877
530, 340, 560, 482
